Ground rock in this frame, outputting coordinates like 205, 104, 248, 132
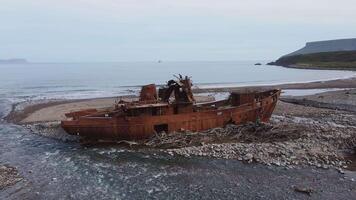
294, 186, 314, 196
243, 153, 253, 161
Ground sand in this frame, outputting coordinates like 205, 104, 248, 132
21, 97, 121, 123
8, 95, 215, 124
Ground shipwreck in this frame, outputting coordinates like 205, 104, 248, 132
61, 75, 281, 141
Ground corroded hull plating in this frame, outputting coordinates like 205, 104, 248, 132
61, 90, 281, 141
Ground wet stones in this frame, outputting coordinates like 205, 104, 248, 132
0, 165, 23, 190
22, 122, 79, 142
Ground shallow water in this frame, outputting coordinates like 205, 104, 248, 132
1, 61, 356, 199
1, 123, 355, 199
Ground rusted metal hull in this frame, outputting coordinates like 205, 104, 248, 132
61, 90, 281, 141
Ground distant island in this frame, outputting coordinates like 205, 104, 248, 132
0, 58, 28, 64
269, 38, 356, 70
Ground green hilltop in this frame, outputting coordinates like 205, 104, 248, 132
269, 38, 356, 70
268, 50, 356, 70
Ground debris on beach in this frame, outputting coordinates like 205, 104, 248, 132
144, 122, 278, 149
142, 101, 356, 170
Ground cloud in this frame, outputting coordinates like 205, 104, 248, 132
5, 0, 355, 22
69, 0, 356, 23
1, 0, 356, 61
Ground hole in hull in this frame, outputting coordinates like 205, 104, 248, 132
154, 124, 168, 133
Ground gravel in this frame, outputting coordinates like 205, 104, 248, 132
0, 165, 23, 190
159, 101, 356, 170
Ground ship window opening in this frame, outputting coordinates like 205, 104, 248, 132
154, 124, 168, 133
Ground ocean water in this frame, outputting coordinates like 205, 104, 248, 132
0, 61, 354, 103
0, 61, 355, 199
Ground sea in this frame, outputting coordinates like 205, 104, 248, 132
0, 61, 355, 102
0, 61, 355, 199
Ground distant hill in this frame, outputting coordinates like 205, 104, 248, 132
0, 58, 28, 64
269, 38, 356, 70
284, 38, 356, 57
269, 51, 356, 70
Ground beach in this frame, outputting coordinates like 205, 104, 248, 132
6, 95, 215, 124
4, 77, 356, 170
1, 74, 356, 198
5, 77, 356, 125
3, 1, 356, 198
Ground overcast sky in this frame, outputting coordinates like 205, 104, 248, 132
1, 0, 356, 62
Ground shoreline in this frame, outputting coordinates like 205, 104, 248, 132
268, 63, 356, 71
193, 76, 356, 93
5, 95, 215, 124
4, 76, 356, 125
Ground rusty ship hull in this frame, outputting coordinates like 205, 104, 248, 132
61, 76, 281, 141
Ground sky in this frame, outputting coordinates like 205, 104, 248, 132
1, 0, 356, 62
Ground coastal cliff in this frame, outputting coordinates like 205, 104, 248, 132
269, 38, 356, 70
285, 38, 356, 57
